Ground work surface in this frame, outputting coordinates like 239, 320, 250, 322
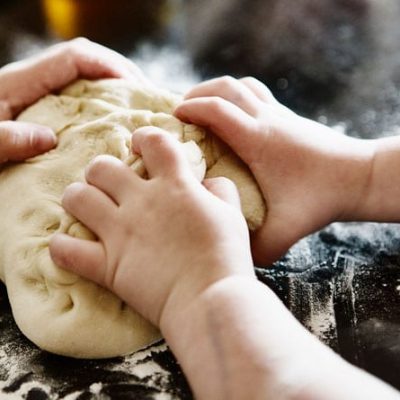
0, 1, 400, 398
1, 223, 400, 398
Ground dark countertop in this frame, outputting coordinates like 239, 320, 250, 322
1, 223, 399, 399
0, 1, 399, 398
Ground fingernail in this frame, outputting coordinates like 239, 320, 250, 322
32, 128, 57, 150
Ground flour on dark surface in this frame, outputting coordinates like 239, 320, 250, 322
0, 291, 192, 399
258, 222, 400, 390
2, 222, 399, 398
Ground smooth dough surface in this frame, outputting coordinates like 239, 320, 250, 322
0, 79, 265, 359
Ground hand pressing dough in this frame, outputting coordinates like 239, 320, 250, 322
0, 78, 265, 359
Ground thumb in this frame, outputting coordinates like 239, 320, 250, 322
203, 177, 242, 210
250, 213, 303, 267
0, 121, 56, 163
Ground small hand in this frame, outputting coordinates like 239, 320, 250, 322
50, 127, 255, 327
175, 76, 374, 265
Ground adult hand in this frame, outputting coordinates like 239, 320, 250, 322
0, 38, 148, 163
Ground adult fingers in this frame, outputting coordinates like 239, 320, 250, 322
0, 121, 56, 162
49, 233, 107, 287
183, 76, 262, 117
0, 38, 149, 119
131, 127, 191, 180
64, 38, 149, 83
62, 182, 117, 237
85, 155, 141, 204
175, 97, 260, 163
203, 177, 242, 210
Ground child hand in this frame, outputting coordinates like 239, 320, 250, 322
175, 77, 375, 265
0, 38, 148, 163
49, 127, 255, 327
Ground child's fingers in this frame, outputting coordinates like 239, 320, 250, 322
49, 233, 107, 287
203, 177, 242, 210
131, 127, 190, 180
85, 155, 140, 204
0, 121, 56, 162
183, 76, 262, 117
175, 97, 259, 162
239, 77, 277, 104
62, 182, 117, 237
239, 77, 296, 117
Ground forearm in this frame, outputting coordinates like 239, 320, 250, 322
160, 277, 399, 400
161, 276, 301, 399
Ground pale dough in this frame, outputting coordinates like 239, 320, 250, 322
0, 78, 265, 359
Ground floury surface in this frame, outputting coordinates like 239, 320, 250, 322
0, 0, 399, 398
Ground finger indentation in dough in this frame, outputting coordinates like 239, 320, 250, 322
0, 78, 265, 359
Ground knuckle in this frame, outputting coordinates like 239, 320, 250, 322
0, 121, 12, 137
58, 44, 76, 65
63, 37, 91, 58
241, 76, 258, 84
143, 131, 170, 148
218, 75, 237, 90
171, 169, 190, 187
0, 121, 17, 145
209, 97, 228, 113
69, 37, 91, 49
87, 155, 112, 177
241, 76, 273, 92
56, 40, 74, 55
63, 182, 88, 205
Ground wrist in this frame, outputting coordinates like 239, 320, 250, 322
160, 276, 266, 400
353, 136, 400, 222
332, 135, 376, 222
160, 272, 255, 333
160, 275, 256, 335
159, 276, 322, 400
157, 245, 255, 328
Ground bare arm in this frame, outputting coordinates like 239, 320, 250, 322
163, 276, 400, 400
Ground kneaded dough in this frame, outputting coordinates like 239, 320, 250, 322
0, 78, 265, 359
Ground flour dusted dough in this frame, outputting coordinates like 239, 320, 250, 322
0, 78, 265, 359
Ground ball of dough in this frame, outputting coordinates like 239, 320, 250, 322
0, 78, 265, 359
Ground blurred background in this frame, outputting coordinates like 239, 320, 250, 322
1, 0, 400, 137
0, 1, 399, 399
